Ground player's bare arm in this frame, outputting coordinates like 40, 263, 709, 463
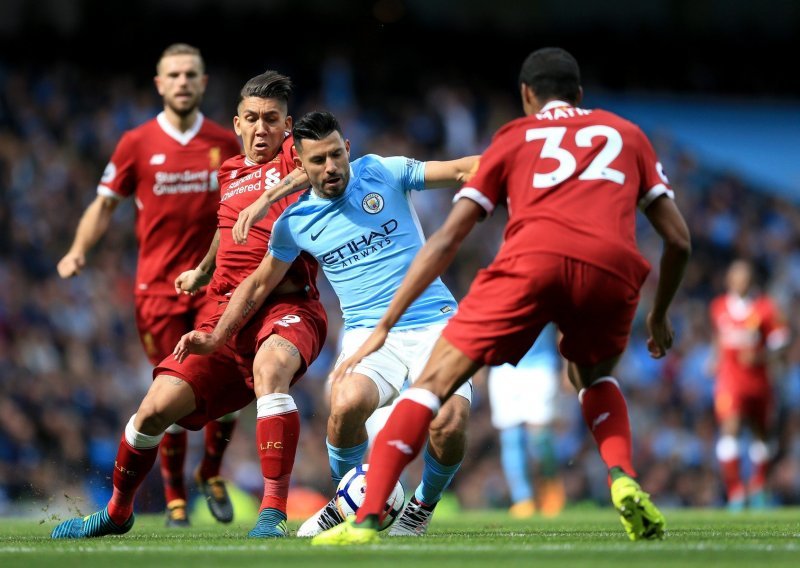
232, 168, 310, 244
330, 198, 484, 381
173, 253, 291, 361
423, 155, 481, 188
174, 229, 220, 295
643, 195, 692, 358
57, 195, 120, 278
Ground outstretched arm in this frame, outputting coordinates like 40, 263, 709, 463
330, 198, 484, 380
643, 195, 691, 358
232, 168, 310, 244
423, 156, 480, 188
175, 229, 220, 295
57, 195, 120, 278
173, 253, 292, 360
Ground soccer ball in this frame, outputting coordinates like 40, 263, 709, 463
335, 464, 405, 531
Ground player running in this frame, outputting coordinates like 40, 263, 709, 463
314, 46, 691, 545
176, 110, 479, 537
710, 259, 789, 509
56, 43, 242, 527
51, 71, 324, 540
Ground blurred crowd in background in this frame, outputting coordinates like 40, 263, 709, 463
1, 56, 799, 519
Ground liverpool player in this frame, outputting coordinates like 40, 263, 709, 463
56, 43, 241, 527
51, 71, 325, 539
710, 259, 789, 510
315, 47, 691, 545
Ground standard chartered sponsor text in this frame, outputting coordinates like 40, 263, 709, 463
153, 169, 214, 195
221, 167, 281, 202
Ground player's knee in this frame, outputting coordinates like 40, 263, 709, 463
135, 400, 173, 434
329, 390, 375, 430
253, 366, 294, 396
253, 347, 300, 395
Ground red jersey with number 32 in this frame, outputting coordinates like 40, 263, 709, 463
457, 102, 673, 289
99, 113, 241, 296
208, 134, 319, 302
710, 294, 789, 395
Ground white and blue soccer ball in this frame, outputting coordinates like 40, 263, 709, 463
335, 464, 405, 531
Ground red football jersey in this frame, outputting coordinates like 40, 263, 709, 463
457, 101, 673, 289
710, 293, 789, 394
208, 134, 319, 302
99, 112, 241, 296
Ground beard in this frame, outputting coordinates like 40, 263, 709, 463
167, 96, 200, 118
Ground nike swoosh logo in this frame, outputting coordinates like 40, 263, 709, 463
310, 226, 327, 241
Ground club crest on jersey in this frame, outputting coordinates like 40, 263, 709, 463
362, 192, 384, 214
209, 147, 221, 169
101, 162, 117, 183
149, 154, 166, 165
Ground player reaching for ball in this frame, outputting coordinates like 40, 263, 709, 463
315, 46, 691, 545
176, 110, 480, 537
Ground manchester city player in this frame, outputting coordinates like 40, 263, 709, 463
175, 110, 479, 537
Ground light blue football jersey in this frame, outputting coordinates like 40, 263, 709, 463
270, 154, 457, 330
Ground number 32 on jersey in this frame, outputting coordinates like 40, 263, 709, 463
526, 125, 625, 188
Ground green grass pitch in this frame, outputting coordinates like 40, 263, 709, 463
1, 508, 799, 567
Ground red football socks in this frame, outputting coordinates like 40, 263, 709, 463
107, 436, 159, 525
357, 394, 437, 523
256, 410, 300, 511
197, 419, 237, 481
579, 378, 637, 479
750, 460, 768, 493
160, 430, 188, 503
720, 458, 745, 500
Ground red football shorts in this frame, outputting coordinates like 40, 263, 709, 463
154, 293, 327, 430
135, 292, 218, 365
714, 388, 772, 431
442, 253, 640, 367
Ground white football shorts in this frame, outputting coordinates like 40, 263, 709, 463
336, 322, 473, 409
487, 363, 559, 430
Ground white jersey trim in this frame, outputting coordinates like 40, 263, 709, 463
156, 111, 204, 146
638, 183, 674, 211
454, 187, 494, 215
539, 100, 573, 112
767, 328, 790, 351
97, 184, 124, 199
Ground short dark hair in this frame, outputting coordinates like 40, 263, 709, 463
518, 47, 581, 104
157, 43, 204, 74
238, 70, 292, 108
292, 111, 343, 148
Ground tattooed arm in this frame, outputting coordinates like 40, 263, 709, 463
232, 169, 309, 244
173, 253, 292, 361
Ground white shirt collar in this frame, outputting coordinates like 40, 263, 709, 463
156, 111, 204, 146
726, 293, 754, 318
539, 100, 573, 113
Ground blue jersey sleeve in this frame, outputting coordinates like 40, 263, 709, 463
268, 214, 301, 263
378, 156, 427, 193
